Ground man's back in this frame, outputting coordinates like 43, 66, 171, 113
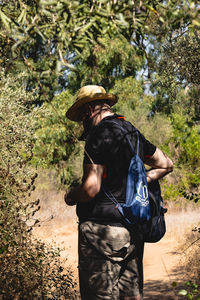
77, 114, 156, 225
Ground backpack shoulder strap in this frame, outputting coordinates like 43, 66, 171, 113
101, 119, 141, 211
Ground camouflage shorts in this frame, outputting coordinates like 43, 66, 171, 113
78, 221, 144, 300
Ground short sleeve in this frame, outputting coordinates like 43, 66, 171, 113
139, 132, 156, 159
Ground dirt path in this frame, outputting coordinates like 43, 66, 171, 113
33, 190, 199, 299
143, 208, 199, 299
143, 236, 183, 299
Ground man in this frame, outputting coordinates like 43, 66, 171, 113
65, 85, 173, 300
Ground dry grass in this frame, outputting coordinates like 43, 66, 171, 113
181, 232, 200, 281
165, 200, 200, 240
164, 201, 200, 298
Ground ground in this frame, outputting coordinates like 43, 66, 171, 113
33, 189, 200, 299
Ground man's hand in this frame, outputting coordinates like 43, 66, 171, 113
64, 188, 77, 206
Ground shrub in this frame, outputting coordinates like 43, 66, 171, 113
0, 71, 77, 299
178, 228, 200, 299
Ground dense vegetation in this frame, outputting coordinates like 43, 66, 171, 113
0, 0, 199, 298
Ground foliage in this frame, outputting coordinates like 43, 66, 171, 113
111, 77, 173, 147
160, 110, 200, 200
161, 181, 180, 202
0, 71, 77, 299
170, 113, 200, 166
166, 112, 200, 192
0, 213, 77, 299
179, 282, 200, 299
159, 32, 200, 86
0, 71, 36, 201
111, 76, 144, 110
0, 0, 199, 100
68, 36, 144, 91
152, 32, 200, 118
32, 89, 82, 186
149, 32, 200, 195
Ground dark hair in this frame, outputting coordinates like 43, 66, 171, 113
89, 99, 111, 107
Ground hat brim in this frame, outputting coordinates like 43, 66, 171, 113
66, 93, 118, 122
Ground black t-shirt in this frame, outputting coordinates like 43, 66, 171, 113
77, 114, 156, 225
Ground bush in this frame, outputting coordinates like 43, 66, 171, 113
178, 229, 200, 299
163, 112, 200, 196
0, 71, 77, 299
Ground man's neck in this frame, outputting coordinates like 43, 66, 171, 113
92, 108, 114, 126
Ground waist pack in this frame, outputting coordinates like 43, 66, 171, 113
102, 120, 166, 243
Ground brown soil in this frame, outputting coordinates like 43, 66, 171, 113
33, 190, 200, 299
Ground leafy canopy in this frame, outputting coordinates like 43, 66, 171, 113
0, 0, 199, 99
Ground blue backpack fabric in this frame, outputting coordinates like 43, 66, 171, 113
118, 135, 151, 225
102, 121, 151, 225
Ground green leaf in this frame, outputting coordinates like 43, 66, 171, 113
17, 9, 27, 24
178, 289, 188, 296
192, 20, 200, 27
159, 17, 165, 23
0, 10, 11, 31
39, 0, 58, 5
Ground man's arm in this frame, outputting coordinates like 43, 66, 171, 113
145, 148, 173, 183
64, 163, 104, 206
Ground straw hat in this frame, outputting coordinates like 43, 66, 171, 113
66, 85, 118, 122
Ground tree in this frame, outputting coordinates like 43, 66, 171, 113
0, 0, 199, 101
148, 31, 200, 194
154, 32, 200, 119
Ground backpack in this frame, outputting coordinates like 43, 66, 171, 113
140, 180, 167, 243
102, 120, 166, 243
